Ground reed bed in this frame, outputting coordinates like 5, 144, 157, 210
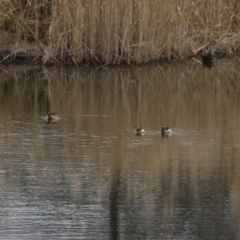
0, 0, 240, 64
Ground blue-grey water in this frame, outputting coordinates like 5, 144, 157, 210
0, 60, 240, 239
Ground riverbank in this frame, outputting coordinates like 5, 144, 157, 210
0, 0, 239, 65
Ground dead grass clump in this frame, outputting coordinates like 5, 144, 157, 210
0, 0, 240, 64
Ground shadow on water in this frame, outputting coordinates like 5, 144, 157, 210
109, 168, 121, 240
202, 54, 213, 69
0, 60, 240, 239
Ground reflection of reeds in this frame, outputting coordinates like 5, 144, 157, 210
0, 1, 240, 64
1, 60, 240, 123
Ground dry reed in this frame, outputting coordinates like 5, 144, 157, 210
0, 0, 240, 64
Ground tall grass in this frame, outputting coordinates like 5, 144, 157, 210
0, 0, 240, 64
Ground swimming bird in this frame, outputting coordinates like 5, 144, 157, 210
135, 126, 145, 134
46, 112, 58, 123
161, 124, 172, 134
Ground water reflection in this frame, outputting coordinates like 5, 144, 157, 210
0, 60, 240, 239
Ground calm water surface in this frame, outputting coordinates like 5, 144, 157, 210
0, 60, 240, 239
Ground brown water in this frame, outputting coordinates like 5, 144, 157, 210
0, 60, 240, 239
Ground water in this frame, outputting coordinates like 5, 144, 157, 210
0, 60, 240, 239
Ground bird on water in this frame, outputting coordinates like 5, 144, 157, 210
135, 126, 145, 134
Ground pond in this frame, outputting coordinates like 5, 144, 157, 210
0, 59, 240, 239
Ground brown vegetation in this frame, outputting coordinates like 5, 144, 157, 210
0, 0, 240, 65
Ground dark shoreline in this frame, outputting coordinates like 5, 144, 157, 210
0, 41, 233, 67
